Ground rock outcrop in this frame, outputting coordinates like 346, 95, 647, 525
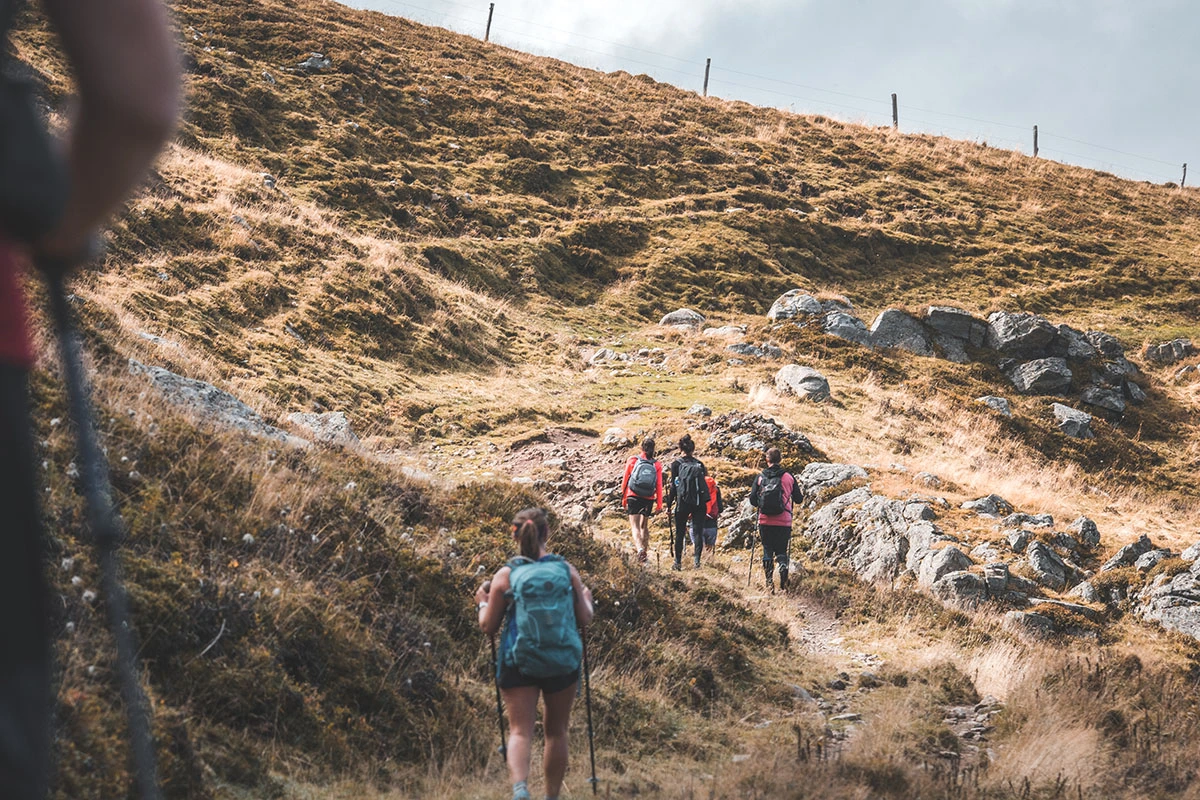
775, 365, 830, 402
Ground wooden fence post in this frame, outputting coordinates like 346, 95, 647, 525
891, 93, 898, 130
702, 58, 711, 97
1033, 125, 1038, 158
1183, 163, 1188, 188
484, 2, 494, 42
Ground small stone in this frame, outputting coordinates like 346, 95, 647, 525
1051, 403, 1094, 439
976, 395, 1012, 416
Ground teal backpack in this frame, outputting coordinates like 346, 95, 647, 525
502, 555, 582, 678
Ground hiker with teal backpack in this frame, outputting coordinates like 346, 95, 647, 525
476, 508, 595, 800
749, 447, 804, 592
665, 433, 709, 571
0, 0, 178, 795
620, 437, 663, 564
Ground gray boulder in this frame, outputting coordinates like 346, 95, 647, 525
286, 411, 359, 447
824, 311, 872, 346
727, 343, 765, 358
962, 494, 1013, 518
986, 311, 1057, 357
1070, 516, 1100, 549
1006, 529, 1032, 552
1008, 358, 1073, 394
129, 360, 297, 443
721, 499, 758, 549
1081, 384, 1126, 414
1050, 325, 1098, 360
1181, 541, 1200, 563
298, 53, 331, 72
660, 308, 705, 329
805, 487, 926, 583
918, 546, 973, 588
1003, 512, 1053, 528
1134, 549, 1173, 572
1098, 357, 1139, 384
1085, 331, 1125, 359
1027, 541, 1070, 592
972, 543, 1003, 563
1137, 571, 1200, 640
1101, 535, 1155, 571
1067, 581, 1102, 604
767, 290, 823, 320
932, 571, 988, 609
1143, 338, 1194, 365
704, 325, 746, 338
1052, 404, 1094, 439
925, 306, 988, 347
983, 562, 1010, 596
775, 365, 830, 402
869, 309, 933, 356
687, 404, 712, 417
976, 395, 1012, 416
1125, 381, 1147, 405
798, 463, 868, 497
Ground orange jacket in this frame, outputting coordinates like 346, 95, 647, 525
621, 455, 663, 511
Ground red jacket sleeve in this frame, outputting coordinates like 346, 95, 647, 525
655, 461, 664, 511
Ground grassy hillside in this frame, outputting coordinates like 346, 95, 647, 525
11, 0, 1200, 797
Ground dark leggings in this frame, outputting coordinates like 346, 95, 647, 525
673, 505, 705, 562
760, 524, 791, 576
0, 365, 50, 798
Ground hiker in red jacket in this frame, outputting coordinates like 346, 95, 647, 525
0, 0, 179, 793
619, 437, 663, 563
748, 448, 804, 592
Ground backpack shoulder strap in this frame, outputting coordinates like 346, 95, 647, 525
506, 556, 534, 571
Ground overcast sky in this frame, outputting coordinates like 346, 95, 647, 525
346, 0, 1197, 184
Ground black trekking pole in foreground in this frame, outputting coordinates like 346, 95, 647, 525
47, 271, 163, 800
746, 534, 757, 588
489, 634, 507, 758
581, 630, 598, 794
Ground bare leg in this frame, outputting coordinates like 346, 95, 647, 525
541, 680, 578, 797
501, 686, 540, 787
628, 513, 647, 555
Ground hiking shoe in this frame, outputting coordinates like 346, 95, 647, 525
693, 555, 701, 568
779, 569, 789, 591
637, 549, 648, 564
672, 559, 682, 571
512, 783, 532, 800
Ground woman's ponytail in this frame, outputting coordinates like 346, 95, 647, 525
513, 507, 550, 561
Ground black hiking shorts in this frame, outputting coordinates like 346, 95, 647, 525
625, 496, 654, 516
498, 665, 580, 695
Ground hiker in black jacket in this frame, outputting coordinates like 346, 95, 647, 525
665, 433, 708, 571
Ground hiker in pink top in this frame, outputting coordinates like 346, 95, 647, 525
748, 447, 804, 592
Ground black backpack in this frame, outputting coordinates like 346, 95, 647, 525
0, 0, 69, 242
627, 457, 657, 499
757, 471, 787, 516
674, 459, 709, 508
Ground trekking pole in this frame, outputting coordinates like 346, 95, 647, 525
488, 634, 507, 758
746, 533, 756, 588
47, 270, 163, 800
581, 629, 598, 795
